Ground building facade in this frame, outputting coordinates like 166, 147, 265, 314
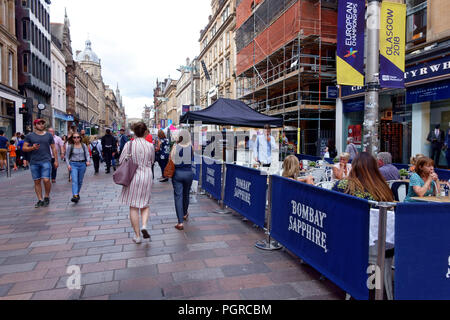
198, 0, 236, 108
50, 40, 67, 135
338, 0, 450, 167
76, 39, 106, 134
50, 10, 76, 131
176, 57, 200, 123
0, 0, 22, 137
16, 0, 52, 133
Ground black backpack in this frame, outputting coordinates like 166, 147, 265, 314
91, 142, 100, 157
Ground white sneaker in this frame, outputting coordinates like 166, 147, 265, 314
132, 235, 142, 244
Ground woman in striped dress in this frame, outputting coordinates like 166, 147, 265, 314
119, 122, 155, 244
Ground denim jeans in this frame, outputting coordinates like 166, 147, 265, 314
172, 169, 194, 223
30, 161, 52, 180
70, 162, 87, 196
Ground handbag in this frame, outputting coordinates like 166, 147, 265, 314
113, 141, 138, 187
163, 156, 175, 178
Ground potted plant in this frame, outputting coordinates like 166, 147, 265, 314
399, 169, 409, 180
309, 161, 316, 168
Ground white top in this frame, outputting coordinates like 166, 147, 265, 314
332, 163, 352, 180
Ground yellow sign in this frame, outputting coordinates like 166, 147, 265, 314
379, 1, 406, 88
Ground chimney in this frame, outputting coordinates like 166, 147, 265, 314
76, 50, 81, 56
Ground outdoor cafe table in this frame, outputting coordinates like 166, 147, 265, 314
411, 196, 450, 203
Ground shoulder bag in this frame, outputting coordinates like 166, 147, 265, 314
164, 155, 175, 178
113, 141, 138, 187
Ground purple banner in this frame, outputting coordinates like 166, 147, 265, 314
337, 0, 365, 85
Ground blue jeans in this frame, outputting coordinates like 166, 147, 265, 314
30, 161, 52, 180
172, 169, 194, 223
70, 162, 87, 196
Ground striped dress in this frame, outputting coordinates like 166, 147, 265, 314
119, 138, 155, 208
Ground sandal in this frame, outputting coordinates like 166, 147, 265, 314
183, 213, 189, 221
174, 224, 184, 231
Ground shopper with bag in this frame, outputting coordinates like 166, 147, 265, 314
90, 136, 102, 174
155, 129, 170, 182
65, 133, 90, 203
170, 129, 194, 231
118, 122, 155, 244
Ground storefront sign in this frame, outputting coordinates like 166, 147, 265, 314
405, 56, 450, 83
326, 86, 339, 99
337, 0, 365, 86
406, 79, 450, 104
379, 2, 406, 88
341, 85, 365, 98
343, 98, 365, 113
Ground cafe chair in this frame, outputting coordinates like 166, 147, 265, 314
316, 180, 335, 190
388, 181, 409, 202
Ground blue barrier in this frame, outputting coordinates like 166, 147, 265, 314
270, 175, 370, 300
223, 164, 267, 229
394, 202, 450, 300
192, 154, 201, 181
201, 157, 222, 200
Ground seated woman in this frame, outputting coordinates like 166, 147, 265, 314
282, 155, 314, 185
332, 152, 352, 180
332, 152, 394, 202
404, 157, 440, 202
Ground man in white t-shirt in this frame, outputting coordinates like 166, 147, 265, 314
48, 128, 65, 183
253, 124, 277, 168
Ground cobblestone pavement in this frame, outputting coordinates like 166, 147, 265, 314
0, 162, 345, 300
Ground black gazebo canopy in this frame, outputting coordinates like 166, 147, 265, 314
180, 98, 283, 128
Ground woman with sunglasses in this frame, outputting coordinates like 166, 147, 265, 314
65, 133, 91, 203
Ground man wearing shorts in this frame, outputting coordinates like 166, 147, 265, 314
0, 130, 8, 171
23, 119, 58, 208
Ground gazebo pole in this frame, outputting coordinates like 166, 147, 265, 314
214, 125, 231, 214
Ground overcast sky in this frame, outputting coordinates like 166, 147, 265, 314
50, 0, 211, 119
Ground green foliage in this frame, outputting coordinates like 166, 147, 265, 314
399, 169, 409, 177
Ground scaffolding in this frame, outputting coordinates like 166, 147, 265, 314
235, 0, 338, 156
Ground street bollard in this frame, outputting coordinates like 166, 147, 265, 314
6, 151, 11, 178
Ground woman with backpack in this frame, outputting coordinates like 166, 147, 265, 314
89, 135, 102, 174
65, 133, 90, 203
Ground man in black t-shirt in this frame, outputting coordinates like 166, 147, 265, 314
23, 119, 58, 208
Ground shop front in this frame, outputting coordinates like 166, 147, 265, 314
0, 89, 24, 138
339, 53, 450, 167
53, 109, 69, 136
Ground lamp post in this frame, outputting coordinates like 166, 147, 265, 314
363, 0, 382, 155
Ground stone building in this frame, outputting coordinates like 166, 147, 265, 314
50, 39, 67, 135
176, 57, 200, 124
16, 0, 52, 133
0, 0, 22, 137
198, 0, 236, 107
50, 10, 76, 130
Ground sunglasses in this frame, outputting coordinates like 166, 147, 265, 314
73, 136, 81, 139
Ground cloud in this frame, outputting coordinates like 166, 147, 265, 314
50, 0, 210, 120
